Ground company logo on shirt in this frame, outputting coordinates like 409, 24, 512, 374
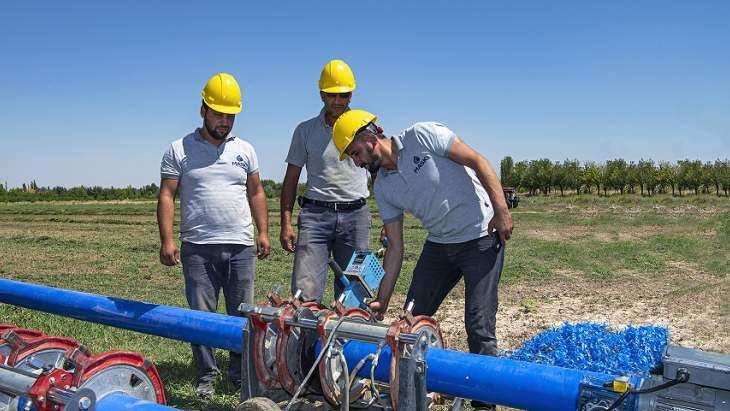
413, 155, 431, 173
232, 155, 246, 170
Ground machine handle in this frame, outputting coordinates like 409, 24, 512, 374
328, 259, 349, 287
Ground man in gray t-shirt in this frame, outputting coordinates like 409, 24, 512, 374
332, 109, 513, 410
157, 73, 270, 398
280, 60, 370, 302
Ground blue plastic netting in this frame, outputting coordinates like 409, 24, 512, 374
509, 322, 668, 376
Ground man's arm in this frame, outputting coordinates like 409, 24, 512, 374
157, 178, 180, 266
369, 217, 404, 320
448, 137, 513, 242
279, 164, 302, 252
247, 172, 270, 259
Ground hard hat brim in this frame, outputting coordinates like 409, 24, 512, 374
339, 147, 351, 161
321, 85, 356, 93
205, 102, 242, 115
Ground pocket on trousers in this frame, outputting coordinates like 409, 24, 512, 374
477, 235, 498, 252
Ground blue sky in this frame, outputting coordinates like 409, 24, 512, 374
1, 1, 728, 188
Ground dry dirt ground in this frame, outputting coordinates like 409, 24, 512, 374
429, 266, 729, 354
271, 262, 729, 411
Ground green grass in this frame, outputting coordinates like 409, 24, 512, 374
0, 194, 728, 409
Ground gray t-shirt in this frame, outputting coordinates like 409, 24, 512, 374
286, 109, 369, 202
374, 122, 494, 244
160, 130, 259, 245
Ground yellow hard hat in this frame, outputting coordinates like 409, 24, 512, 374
332, 109, 377, 160
319, 60, 356, 93
201, 73, 242, 114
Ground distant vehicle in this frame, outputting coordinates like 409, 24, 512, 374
503, 187, 519, 209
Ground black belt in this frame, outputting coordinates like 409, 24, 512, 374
298, 196, 366, 211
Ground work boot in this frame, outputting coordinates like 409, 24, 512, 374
196, 379, 215, 398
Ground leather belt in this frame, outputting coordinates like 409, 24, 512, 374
298, 196, 366, 211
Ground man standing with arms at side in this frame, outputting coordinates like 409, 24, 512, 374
157, 73, 270, 398
280, 60, 370, 302
332, 110, 513, 410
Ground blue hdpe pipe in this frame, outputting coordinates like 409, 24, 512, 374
339, 340, 635, 411
95, 393, 180, 410
16, 393, 178, 411
0, 278, 245, 352
0, 278, 637, 410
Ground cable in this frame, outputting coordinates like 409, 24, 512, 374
339, 352, 350, 411
604, 368, 690, 411
285, 315, 348, 411
366, 341, 386, 408
348, 353, 375, 388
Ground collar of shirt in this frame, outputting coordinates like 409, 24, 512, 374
379, 136, 405, 177
317, 108, 332, 130
318, 107, 355, 130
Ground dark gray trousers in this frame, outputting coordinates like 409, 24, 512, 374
406, 234, 504, 356
181, 242, 255, 383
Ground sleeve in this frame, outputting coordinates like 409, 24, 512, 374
374, 183, 404, 224
413, 122, 457, 157
244, 143, 259, 175
285, 124, 307, 167
160, 145, 181, 180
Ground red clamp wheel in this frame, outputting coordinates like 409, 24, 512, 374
72, 351, 166, 404
0, 328, 44, 365
275, 300, 324, 396
319, 308, 374, 408
387, 312, 444, 410
273, 300, 298, 394
250, 293, 286, 389
6, 334, 80, 372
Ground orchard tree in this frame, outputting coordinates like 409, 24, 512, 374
637, 159, 657, 196
582, 161, 601, 194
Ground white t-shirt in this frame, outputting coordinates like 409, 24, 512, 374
160, 129, 259, 245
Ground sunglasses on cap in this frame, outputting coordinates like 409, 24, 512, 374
356, 122, 379, 137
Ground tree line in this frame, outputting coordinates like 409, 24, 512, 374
0, 180, 299, 202
4, 158, 730, 202
500, 158, 730, 196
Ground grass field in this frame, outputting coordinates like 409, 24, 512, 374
0, 195, 728, 410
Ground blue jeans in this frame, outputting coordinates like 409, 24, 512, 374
181, 242, 255, 383
291, 203, 371, 302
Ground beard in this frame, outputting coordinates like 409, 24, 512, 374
204, 119, 230, 140
363, 145, 381, 173
327, 104, 347, 119
366, 160, 381, 174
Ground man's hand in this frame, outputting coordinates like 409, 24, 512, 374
159, 240, 180, 266
488, 208, 514, 243
257, 232, 271, 259
280, 224, 296, 252
368, 299, 389, 321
